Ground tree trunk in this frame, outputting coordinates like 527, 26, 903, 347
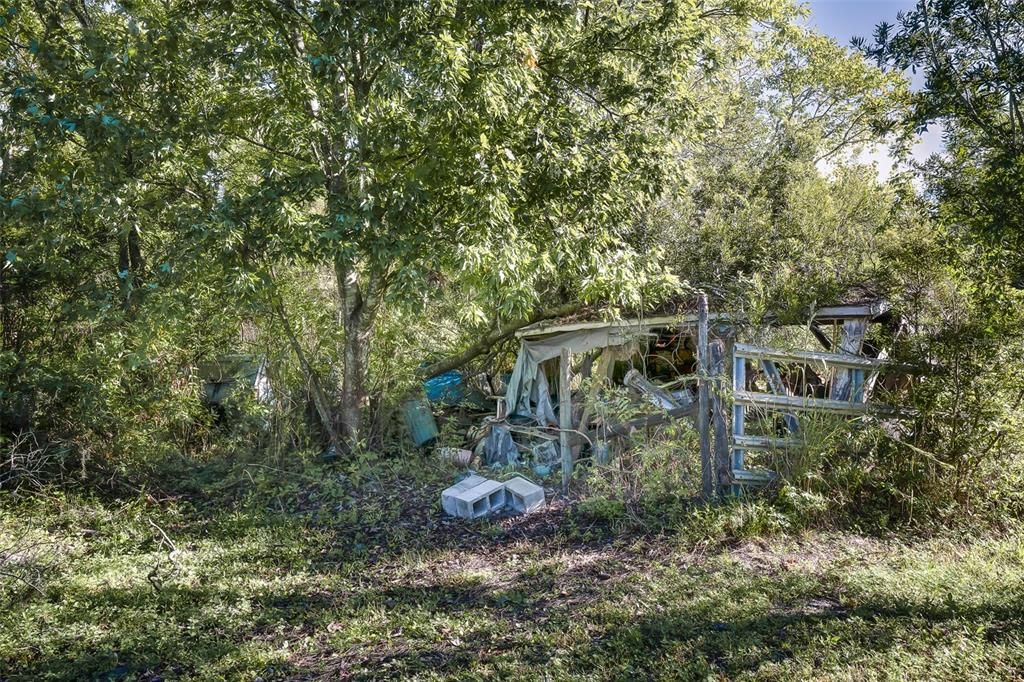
335, 259, 381, 452
339, 312, 371, 449
118, 225, 144, 313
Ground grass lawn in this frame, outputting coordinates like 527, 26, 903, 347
1, 459, 1023, 680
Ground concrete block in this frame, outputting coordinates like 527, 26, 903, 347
443, 477, 507, 519
454, 479, 507, 519
503, 476, 545, 514
441, 475, 488, 517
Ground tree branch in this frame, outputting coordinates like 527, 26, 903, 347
417, 302, 587, 379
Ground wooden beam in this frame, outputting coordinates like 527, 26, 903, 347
809, 322, 833, 351
517, 312, 737, 339
517, 303, 888, 340
731, 353, 747, 495
734, 343, 887, 370
812, 302, 889, 321
731, 468, 777, 485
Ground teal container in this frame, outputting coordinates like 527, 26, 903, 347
403, 398, 439, 447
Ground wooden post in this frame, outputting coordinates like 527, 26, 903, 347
559, 347, 573, 494
710, 339, 730, 499
697, 293, 713, 500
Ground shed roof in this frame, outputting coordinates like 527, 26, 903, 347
517, 300, 890, 340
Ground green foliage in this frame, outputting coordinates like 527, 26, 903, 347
635, 19, 914, 314
860, 0, 1024, 281
2, 0, 803, 454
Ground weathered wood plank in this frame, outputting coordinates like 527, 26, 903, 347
733, 434, 801, 450
732, 354, 747, 474
517, 303, 888, 339
734, 390, 893, 414
731, 468, 778, 485
812, 302, 889, 321
517, 313, 737, 339
734, 343, 887, 369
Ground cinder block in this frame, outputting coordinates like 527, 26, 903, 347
441, 475, 488, 517
503, 476, 545, 514
452, 479, 507, 519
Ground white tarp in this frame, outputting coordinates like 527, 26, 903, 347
504, 328, 640, 423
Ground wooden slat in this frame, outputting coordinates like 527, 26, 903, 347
731, 468, 777, 485
517, 312, 736, 338
734, 390, 891, 414
812, 303, 888, 321
733, 434, 801, 450
731, 353, 746, 472
518, 304, 887, 339
734, 343, 887, 369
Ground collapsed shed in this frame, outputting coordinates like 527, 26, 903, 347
476, 296, 898, 496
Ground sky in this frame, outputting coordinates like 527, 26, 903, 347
804, 0, 944, 178
806, 0, 914, 44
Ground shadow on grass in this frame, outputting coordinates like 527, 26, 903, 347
10, 542, 1024, 681
7, 460, 1024, 680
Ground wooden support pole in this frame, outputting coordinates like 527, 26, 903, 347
697, 293, 713, 501
710, 339, 730, 499
559, 347, 573, 494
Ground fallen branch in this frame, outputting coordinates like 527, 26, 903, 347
0, 533, 59, 601
417, 302, 586, 379
146, 519, 181, 593
0, 569, 45, 597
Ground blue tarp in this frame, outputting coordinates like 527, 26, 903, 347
424, 370, 465, 404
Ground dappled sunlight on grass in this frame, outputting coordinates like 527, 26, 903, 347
2, 467, 1024, 680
